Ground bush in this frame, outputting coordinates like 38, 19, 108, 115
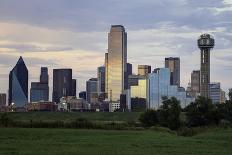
139, 110, 158, 127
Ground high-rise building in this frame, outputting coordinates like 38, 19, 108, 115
124, 63, 133, 89
210, 82, 221, 104
40, 67, 49, 84
86, 78, 98, 104
190, 70, 200, 98
148, 68, 193, 109
138, 65, 151, 76
0, 94, 6, 106
97, 66, 105, 94
198, 34, 215, 98
52, 69, 73, 103
105, 25, 127, 102
9, 56, 28, 107
165, 57, 180, 87
30, 67, 49, 102
72, 79, 76, 97
130, 77, 149, 110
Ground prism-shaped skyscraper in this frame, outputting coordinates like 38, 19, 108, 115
8, 56, 28, 107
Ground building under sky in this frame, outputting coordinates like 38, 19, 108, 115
105, 25, 127, 102
8, 56, 28, 107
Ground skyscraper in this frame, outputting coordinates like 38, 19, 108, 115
191, 70, 200, 98
124, 63, 133, 89
97, 66, 105, 95
138, 65, 151, 76
210, 82, 221, 104
105, 25, 127, 102
86, 78, 98, 104
9, 56, 28, 107
40, 67, 49, 84
0, 94, 6, 107
52, 69, 73, 103
198, 34, 215, 98
165, 57, 180, 87
72, 79, 77, 97
30, 67, 49, 102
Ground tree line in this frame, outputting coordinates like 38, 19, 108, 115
139, 90, 232, 130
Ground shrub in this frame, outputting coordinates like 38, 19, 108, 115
139, 110, 158, 127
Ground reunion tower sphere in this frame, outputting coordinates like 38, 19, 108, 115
198, 34, 215, 49
197, 33, 215, 98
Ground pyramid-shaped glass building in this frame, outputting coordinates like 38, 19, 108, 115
8, 56, 28, 107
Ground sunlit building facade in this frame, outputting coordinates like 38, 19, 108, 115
138, 65, 151, 76
105, 25, 127, 102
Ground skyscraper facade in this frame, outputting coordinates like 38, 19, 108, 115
124, 63, 132, 89
198, 34, 215, 98
72, 79, 77, 97
190, 70, 200, 98
105, 25, 127, 102
210, 82, 221, 104
97, 66, 105, 94
86, 78, 98, 104
165, 57, 180, 87
52, 69, 73, 103
30, 67, 49, 102
148, 68, 192, 109
138, 65, 151, 76
9, 56, 28, 107
0, 94, 6, 107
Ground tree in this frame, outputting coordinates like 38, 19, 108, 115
157, 96, 182, 130
229, 89, 232, 101
139, 110, 158, 127
186, 96, 220, 127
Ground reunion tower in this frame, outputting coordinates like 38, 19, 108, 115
197, 34, 215, 98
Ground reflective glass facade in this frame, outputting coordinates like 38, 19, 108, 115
9, 56, 28, 107
149, 68, 191, 109
106, 25, 127, 101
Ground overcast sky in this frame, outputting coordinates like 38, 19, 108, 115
0, 0, 231, 99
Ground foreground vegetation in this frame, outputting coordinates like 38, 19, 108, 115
0, 128, 232, 155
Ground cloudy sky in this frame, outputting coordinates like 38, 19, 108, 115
0, 0, 231, 99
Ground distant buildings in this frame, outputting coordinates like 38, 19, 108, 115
97, 66, 105, 95
165, 57, 180, 87
105, 25, 127, 102
30, 67, 49, 102
138, 65, 151, 76
148, 68, 193, 109
0, 93, 6, 107
86, 78, 98, 104
8, 56, 28, 107
72, 79, 77, 97
26, 101, 57, 111
58, 96, 89, 112
210, 82, 226, 104
190, 70, 200, 98
52, 69, 74, 103
198, 34, 215, 98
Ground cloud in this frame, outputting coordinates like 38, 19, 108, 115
0, 0, 232, 96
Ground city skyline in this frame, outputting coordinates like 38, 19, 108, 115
0, 0, 232, 97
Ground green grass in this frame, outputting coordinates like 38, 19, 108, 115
0, 128, 232, 155
2, 112, 141, 122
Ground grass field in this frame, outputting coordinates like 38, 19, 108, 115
2, 112, 141, 122
0, 128, 232, 155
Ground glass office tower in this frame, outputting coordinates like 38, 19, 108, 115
9, 56, 28, 107
106, 25, 127, 102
